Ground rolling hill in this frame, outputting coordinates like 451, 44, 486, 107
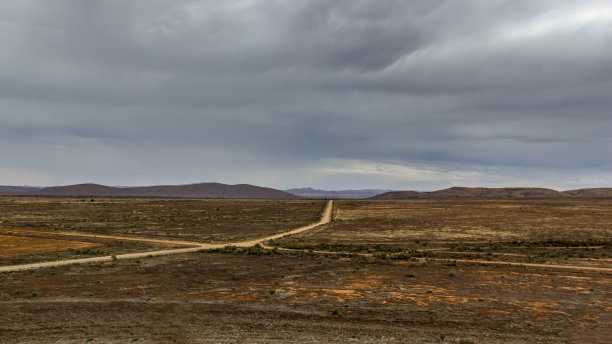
0, 183, 299, 199
0, 186, 42, 193
127, 183, 298, 199
30, 184, 129, 197
4, 184, 612, 200
285, 188, 392, 199
370, 187, 612, 199
561, 188, 612, 198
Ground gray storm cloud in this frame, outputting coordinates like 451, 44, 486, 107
1, 0, 611, 189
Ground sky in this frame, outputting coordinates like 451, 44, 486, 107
1, 0, 611, 190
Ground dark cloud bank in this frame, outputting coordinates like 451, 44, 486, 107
1, 0, 611, 190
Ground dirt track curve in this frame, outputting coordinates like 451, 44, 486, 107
0, 200, 333, 273
2, 200, 611, 274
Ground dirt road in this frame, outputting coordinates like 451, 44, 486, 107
3, 200, 610, 274
0, 200, 333, 273
0, 229, 206, 246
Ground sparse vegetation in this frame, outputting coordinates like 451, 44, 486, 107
0, 198, 325, 243
459, 339, 475, 344
1, 198, 610, 343
286, 199, 612, 244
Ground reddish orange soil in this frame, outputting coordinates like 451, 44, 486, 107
0, 234, 99, 258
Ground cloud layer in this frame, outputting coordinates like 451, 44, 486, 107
1, 0, 611, 189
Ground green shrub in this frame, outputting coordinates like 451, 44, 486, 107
459, 339, 475, 344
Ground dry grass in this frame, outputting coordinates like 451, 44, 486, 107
0, 198, 326, 242
0, 231, 177, 266
297, 199, 612, 244
1, 198, 611, 343
1, 251, 610, 343
0, 234, 99, 258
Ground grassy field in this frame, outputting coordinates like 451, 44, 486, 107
0, 198, 611, 343
303, 199, 612, 243
0, 198, 326, 242
272, 199, 612, 268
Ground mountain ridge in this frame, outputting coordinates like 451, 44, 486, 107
3, 184, 612, 199
0, 186, 42, 193
370, 187, 612, 199
285, 188, 392, 199
0, 183, 298, 199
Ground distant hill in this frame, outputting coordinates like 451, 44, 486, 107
0, 186, 41, 193
31, 184, 130, 197
561, 188, 612, 198
370, 187, 612, 200
127, 183, 298, 199
370, 190, 422, 199
285, 188, 392, 199
5, 184, 612, 200
1, 183, 299, 199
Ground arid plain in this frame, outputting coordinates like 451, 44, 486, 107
1, 198, 611, 343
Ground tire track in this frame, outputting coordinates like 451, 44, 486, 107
0, 200, 333, 272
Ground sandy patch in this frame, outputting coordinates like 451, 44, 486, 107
0, 234, 99, 257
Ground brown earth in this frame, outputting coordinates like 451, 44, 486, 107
274, 200, 612, 272
0, 198, 325, 242
1, 198, 611, 343
1, 252, 610, 343
0, 230, 178, 266
291, 199, 612, 243
0, 200, 332, 273
0, 234, 99, 258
